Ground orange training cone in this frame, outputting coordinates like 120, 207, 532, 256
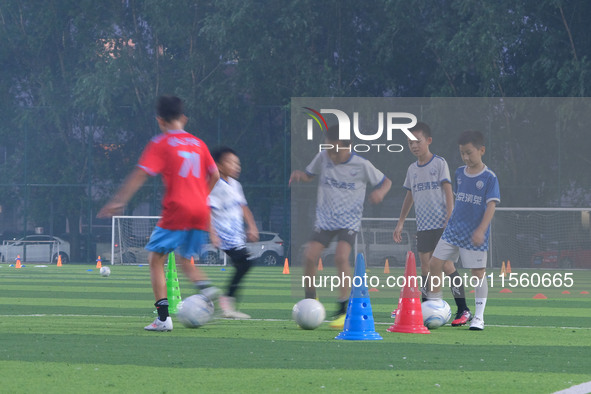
96, 256, 102, 269
318, 258, 324, 271
387, 251, 430, 334
57, 255, 62, 267
15, 255, 22, 269
500, 261, 506, 276
282, 258, 290, 274
191, 256, 195, 266
506, 260, 512, 274
384, 259, 390, 274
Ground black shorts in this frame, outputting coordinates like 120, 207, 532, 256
416, 228, 445, 253
310, 228, 357, 248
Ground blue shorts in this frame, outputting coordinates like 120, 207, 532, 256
145, 227, 208, 259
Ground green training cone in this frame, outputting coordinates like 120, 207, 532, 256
166, 253, 182, 314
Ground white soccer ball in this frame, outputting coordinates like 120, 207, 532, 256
421, 299, 452, 329
292, 299, 326, 330
99, 266, 111, 277
176, 294, 215, 328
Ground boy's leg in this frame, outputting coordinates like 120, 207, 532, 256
144, 251, 173, 331
426, 256, 445, 300
330, 239, 352, 329
418, 252, 431, 303
470, 267, 487, 331
442, 261, 472, 326
219, 248, 252, 319
303, 241, 324, 299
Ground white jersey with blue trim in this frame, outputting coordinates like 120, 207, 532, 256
442, 165, 500, 251
208, 177, 247, 250
403, 154, 451, 231
306, 151, 386, 232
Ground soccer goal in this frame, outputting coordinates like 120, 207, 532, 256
111, 216, 227, 265
490, 208, 591, 270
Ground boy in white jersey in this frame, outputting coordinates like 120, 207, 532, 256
209, 147, 259, 319
290, 125, 392, 329
393, 122, 471, 326
427, 130, 500, 330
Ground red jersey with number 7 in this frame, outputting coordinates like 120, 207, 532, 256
137, 129, 217, 230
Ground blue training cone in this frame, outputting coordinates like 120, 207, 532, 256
335, 253, 382, 341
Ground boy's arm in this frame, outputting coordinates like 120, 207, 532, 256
289, 170, 314, 185
393, 190, 413, 243
442, 181, 454, 225
368, 177, 392, 204
208, 168, 220, 192
472, 201, 497, 246
242, 205, 259, 242
97, 167, 148, 218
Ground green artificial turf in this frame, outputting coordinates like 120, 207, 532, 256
1, 264, 590, 393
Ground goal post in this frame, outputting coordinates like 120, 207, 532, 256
110, 216, 227, 266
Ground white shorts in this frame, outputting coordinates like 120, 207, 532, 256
433, 240, 487, 269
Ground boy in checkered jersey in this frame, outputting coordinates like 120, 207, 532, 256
393, 122, 471, 326
427, 130, 500, 330
290, 125, 392, 329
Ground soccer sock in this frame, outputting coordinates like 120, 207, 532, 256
421, 275, 428, 303
474, 274, 488, 319
426, 290, 443, 300
304, 288, 317, 299
449, 270, 468, 312
154, 298, 169, 322
227, 251, 253, 298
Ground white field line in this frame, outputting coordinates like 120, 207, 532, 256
2, 314, 591, 330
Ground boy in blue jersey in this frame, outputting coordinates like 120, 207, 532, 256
290, 125, 392, 329
427, 130, 500, 330
393, 122, 471, 326
208, 147, 259, 319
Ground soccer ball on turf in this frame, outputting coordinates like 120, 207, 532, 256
176, 294, 215, 328
421, 299, 452, 329
99, 266, 111, 277
292, 299, 326, 330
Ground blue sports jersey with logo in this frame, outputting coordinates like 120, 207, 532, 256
441, 165, 500, 251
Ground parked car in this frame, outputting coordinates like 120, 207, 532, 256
0, 235, 70, 264
531, 248, 591, 269
200, 231, 285, 266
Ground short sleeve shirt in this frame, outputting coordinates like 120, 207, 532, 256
138, 130, 217, 231
208, 177, 247, 250
403, 154, 451, 231
306, 152, 386, 232
442, 166, 500, 251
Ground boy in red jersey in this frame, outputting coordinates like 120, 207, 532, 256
98, 95, 220, 331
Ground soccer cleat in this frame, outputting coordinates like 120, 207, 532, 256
219, 296, 251, 319
144, 317, 173, 331
200, 285, 221, 302
469, 316, 484, 330
329, 313, 346, 329
451, 309, 473, 326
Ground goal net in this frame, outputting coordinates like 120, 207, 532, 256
313, 208, 591, 270
491, 208, 591, 270
111, 216, 228, 265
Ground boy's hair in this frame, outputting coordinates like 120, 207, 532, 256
326, 125, 351, 146
458, 130, 484, 148
211, 146, 238, 164
410, 121, 431, 138
156, 95, 184, 122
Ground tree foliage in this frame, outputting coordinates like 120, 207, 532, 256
0, 0, 590, 259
